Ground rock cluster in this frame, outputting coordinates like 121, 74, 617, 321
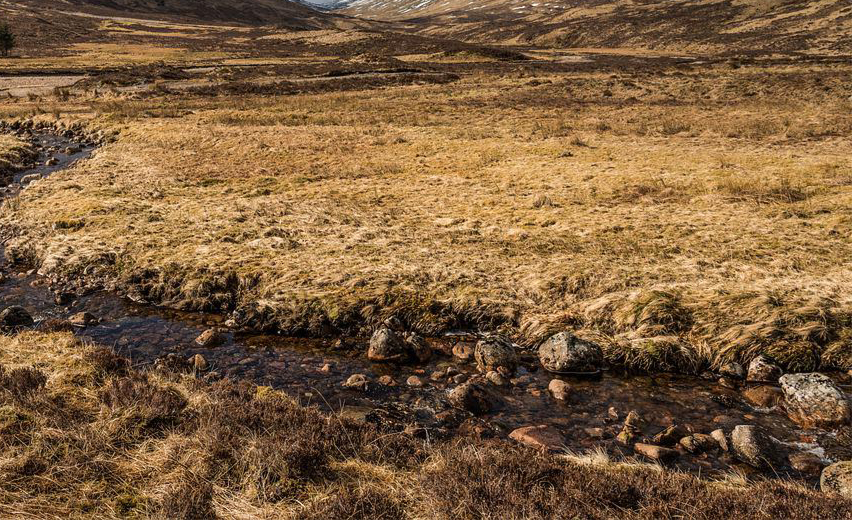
367, 325, 431, 364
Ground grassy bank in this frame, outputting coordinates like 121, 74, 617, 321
2, 62, 852, 374
0, 330, 848, 519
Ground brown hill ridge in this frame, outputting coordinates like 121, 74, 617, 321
339, 0, 852, 54
11, 0, 339, 28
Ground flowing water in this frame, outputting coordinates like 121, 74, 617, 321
1, 131, 845, 481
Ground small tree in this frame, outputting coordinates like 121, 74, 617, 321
0, 24, 15, 57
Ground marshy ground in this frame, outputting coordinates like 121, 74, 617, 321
0, 6, 851, 519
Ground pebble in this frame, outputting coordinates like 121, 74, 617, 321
548, 379, 571, 401
452, 373, 467, 384
343, 374, 369, 391
191, 353, 208, 371
486, 370, 508, 386
406, 375, 424, 387
377, 375, 396, 386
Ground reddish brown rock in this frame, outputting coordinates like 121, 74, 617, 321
509, 425, 565, 452
377, 375, 396, 386
789, 452, 827, 477
453, 343, 474, 361
195, 328, 225, 347
634, 443, 679, 464
742, 385, 784, 408
548, 379, 571, 401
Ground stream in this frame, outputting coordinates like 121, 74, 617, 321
1, 130, 846, 482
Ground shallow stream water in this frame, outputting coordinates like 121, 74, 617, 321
0, 131, 845, 481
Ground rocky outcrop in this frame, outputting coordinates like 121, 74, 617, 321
538, 331, 602, 373
779, 373, 851, 429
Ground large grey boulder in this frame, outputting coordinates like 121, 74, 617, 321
474, 335, 517, 374
538, 331, 603, 373
731, 425, 784, 469
779, 373, 851, 429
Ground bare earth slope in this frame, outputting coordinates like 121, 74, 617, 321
341, 0, 852, 54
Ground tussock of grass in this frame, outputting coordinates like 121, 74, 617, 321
0, 331, 849, 519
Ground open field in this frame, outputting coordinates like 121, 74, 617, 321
0, 3, 852, 517
2, 55, 852, 373
0, 330, 849, 519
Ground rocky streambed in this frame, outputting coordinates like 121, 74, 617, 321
1, 126, 851, 493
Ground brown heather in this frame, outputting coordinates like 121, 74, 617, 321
0, 331, 848, 519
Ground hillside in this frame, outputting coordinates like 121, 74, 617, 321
3, 0, 341, 30
340, 0, 852, 54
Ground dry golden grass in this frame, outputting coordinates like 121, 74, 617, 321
2, 62, 852, 373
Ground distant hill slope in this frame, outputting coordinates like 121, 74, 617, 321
21, 0, 338, 28
339, 0, 852, 54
